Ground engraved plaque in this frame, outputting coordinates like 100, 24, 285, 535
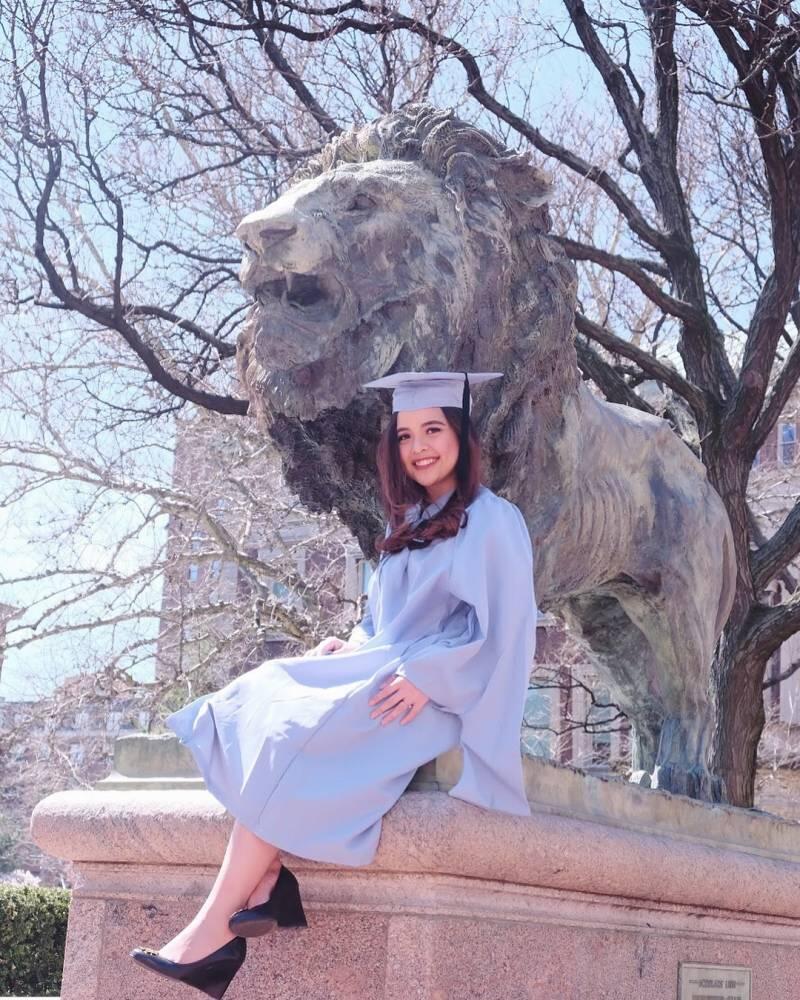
679, 962, 752, 1000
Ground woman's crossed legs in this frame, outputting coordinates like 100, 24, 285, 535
157, 819, 282, 963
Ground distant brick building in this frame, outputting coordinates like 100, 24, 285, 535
0, 671, 152, 881
752, 388, 800, 732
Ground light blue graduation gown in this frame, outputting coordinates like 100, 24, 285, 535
165, 483, 537, 866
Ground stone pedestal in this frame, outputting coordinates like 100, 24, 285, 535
29, 739, 800, 999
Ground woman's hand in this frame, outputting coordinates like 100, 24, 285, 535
310, 636, 359, 656
368, 674, 430, 726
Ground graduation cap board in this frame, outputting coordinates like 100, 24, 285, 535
362, 370, 503, 481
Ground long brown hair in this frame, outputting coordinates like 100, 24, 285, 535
374, 406, 482, 556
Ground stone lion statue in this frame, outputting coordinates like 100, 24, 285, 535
236, 103, 736, 803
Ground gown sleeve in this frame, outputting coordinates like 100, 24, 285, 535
393, 498, 537, 816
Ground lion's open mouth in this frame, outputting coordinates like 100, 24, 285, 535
256, 270, 341, 323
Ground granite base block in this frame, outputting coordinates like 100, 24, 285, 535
30, 781, 800, 999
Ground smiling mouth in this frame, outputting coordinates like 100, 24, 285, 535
413, 458, 439, 468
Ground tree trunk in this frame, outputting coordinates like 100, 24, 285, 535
705, 444, 764, 807
711, 638, 768, 808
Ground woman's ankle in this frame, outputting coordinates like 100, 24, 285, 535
246, 866, 281, 908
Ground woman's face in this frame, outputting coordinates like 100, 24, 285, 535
396, 406, 460, 499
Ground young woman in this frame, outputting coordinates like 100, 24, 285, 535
131, 370, 538, 998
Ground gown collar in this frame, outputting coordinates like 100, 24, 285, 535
404, 485, 457, 526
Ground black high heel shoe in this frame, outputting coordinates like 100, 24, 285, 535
130, 936, 247, 999
228, 864, 308, 937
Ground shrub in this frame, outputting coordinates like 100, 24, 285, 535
0, 884, 69, 996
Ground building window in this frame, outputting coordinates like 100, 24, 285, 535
186, 563, 199, 582
209, 559, 222, 580
106, 710, 124, 733
590, 727, 613, 765
522, 684, 553, 759
271, 579, 291, 600
587, 685, 616, 767
779, 422, 797, 465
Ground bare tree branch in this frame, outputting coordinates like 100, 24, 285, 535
575, 310, 708, 414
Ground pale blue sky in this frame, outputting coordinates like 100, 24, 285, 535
0, 320, 176, 701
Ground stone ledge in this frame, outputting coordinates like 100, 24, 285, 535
30, 786, 800, 921
429, 749, 800, 861
101, 734, 800, 862
521, 754, 800, 860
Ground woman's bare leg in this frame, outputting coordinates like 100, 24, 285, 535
158, 819, 282, 963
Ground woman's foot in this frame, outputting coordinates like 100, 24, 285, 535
156, 918, 236, 965
245, 861, 281, 908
